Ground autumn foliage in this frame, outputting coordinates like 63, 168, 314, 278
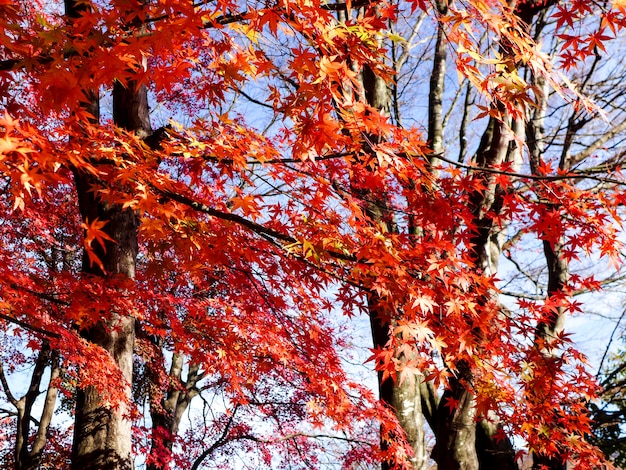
1, 0, 626, 468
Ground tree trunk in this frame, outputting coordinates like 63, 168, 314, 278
369, 299, 427, 470
71, 96, 147, 470
431, 113, 522, 470
528, 183, 568, 470
475, 419, 517, 470
67, 1, 151, 468
464, 2, 554, 466
71, 134, 140, 470
432, 365, 478, 470
12, 341, 60, 470
145, 349, 201, 470
427, 0, 448, 168
532, 453, 567, 470
526, 29, 568, 466
24, 351, 61, 470
360, 41, 428, 466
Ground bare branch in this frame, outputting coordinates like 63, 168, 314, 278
0, 362, 18, 406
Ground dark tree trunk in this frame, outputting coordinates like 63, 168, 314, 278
71, 97, 147, 469
67, 1, 151, 468
475, 420, 517, 470
532, 454, 567, 470
432, 365, 478, 470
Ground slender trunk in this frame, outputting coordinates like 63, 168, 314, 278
333, 3, 429, 465
360, 159, 426, 468
426, 7, 481, 469
528, 235, 567, 470
466, 3, 555, 467
425, 9, 511, 468
528, 139, 568, 470
67, 1, 151, 468
24, 351, 61, 470
428, 0, 448, 166
14, 342, 59, 470
526, 28, 568, 466
368, 3, 448, 465
145, 349, 201, 470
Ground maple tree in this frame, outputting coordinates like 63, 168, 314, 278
2, 0, 626, 469
340, 0, 626, 468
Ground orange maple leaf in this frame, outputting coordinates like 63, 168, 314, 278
81, 218, 116, 270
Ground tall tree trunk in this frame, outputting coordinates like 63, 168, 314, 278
427, 2, 478, 467
427, 0, 448, 168
67, 1, 151, 468
528, 75, 568, 470
464, 3, 555, 468
361, 48, 428, 470
529, 223, 568, 470
70, 185, 138, 470
433, 114, 522, 470
369, 297, 427, 470
525, 7, 567, 465
335, 3, 428, 466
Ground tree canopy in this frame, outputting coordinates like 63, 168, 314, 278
2, 0, 626, 469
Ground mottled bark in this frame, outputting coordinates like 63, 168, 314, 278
362, 170, 426, 469
369, 297, 427, 470
427, 6, 483, 468
71, 314, 136, 470
432, 365, 478, 470
71, 123, 144, 469
466, 3, 556, 467
525, 34, 568, 467
360, 26, 428, 468
72, 137, 139, 470
71, 85, 141, 470
431, 115, 523, 470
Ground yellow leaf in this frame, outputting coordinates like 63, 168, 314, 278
386, 32, 406, 43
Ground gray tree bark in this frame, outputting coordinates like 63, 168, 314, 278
359, 26, 428, 468
144, 347, 202, 470
4, 340, 61, 470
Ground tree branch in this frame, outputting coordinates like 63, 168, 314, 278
0, 362, 18, 406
